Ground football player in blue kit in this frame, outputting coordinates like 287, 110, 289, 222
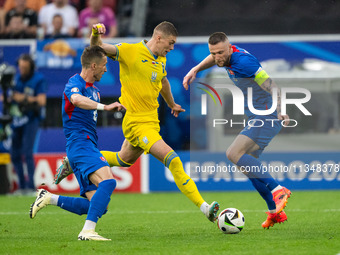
30, 45, 125, 241
183, 32, 292, 229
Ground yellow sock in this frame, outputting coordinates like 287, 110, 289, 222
100, 151, 132, 167
165, 151, 205, 208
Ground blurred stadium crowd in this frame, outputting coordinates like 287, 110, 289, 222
0, 0, 124, 39
0, 0, 339, 39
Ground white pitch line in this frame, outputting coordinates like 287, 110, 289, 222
1, 208, 340, 215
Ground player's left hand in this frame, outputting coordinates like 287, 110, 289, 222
278, 114, 290, 126
105, 102, 126, 112
171, 104, 185, 117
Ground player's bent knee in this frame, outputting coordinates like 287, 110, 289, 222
119, 153, 138, 166
90, 166, 114, 186
125, 157, 138, 165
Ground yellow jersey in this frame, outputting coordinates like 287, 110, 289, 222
112, 40, 167, 114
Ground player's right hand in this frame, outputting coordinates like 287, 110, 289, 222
105, 102, 126, 112
182, 68, 197, 90
92, 23, 106, 35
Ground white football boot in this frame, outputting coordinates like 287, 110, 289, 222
78, 229, 111, 241
30, 189, 52, 219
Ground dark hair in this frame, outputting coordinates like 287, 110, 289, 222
154, 21, 178, 37
208, 32, 229, 45
81, 45, 106, 68
17, 53, 35, 74
52, 14, 63, 20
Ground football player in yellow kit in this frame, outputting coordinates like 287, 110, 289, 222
55, 21, 220, 223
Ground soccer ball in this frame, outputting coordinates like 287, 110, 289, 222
217, 208, 245, 234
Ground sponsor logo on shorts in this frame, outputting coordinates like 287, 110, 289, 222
142, 136, 149, 145
100, 157, 107, 162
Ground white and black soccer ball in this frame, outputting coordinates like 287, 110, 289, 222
217, 208, 245, 234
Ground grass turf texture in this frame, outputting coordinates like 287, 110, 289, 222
0, 190, 339, 255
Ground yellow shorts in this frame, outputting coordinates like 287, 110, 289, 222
122, 110, 162, 153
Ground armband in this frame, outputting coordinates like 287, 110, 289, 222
254, 69, 270, 86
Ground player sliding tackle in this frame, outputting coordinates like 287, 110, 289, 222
183, 32, 291, 229
54, 21, 220, 223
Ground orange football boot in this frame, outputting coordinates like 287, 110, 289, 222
262, 211, 288, 229
273, 187, 292, 213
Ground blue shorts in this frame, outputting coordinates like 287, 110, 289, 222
240, 115, 282, 158
66, 137, 110, 197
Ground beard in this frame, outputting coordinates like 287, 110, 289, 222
216, 60, 227, 67
94, 74, 102, 82
216, 57, 230, 67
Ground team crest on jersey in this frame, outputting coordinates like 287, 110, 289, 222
93, 91, 98, 101
151, 72, 157, 82
100, 156, 107, 162
142, 136, 149, 145
71, 87, 79, 92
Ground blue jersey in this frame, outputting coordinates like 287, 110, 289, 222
62, 74, 100, 146
225, 45, 274, 118
13, 71, 48, 120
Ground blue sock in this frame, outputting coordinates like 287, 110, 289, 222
249, 178, 276, 210
237, 154, 279, 191
86, 179, 116, 223
57, 196, 90, 215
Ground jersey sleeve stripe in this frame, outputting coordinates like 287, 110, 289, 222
64, 92, 75, 119
111, 44, 119, 61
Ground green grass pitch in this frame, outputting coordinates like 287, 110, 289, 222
1, 190, 339, 255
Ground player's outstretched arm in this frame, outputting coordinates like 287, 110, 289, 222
183, 55, 216, 90
261, 77, 290, 125
71, 94, 125, 112
90, 23, 117, 58
160, 77, 185, 117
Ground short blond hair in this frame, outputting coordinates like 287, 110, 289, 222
153, 21, 178, 37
